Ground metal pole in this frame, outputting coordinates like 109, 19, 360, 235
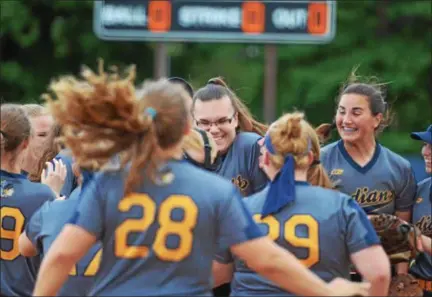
263, 44, 277, 123
154, 43, 169, 78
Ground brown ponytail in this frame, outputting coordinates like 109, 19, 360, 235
267, 112, 333, 189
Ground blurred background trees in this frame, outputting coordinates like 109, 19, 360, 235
1, 0, 431, 156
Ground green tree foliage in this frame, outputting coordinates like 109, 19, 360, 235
1, 0, 430, 153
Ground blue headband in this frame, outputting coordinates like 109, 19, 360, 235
261, 135, 312, 218
261, 135, 296, 218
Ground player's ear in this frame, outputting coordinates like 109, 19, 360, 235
232, 112, 239, 130
373, 113, 383, 130
20, 137, 30, 151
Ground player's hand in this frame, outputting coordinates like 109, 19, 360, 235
328, 277, 371, 296
41, 158, 67, 197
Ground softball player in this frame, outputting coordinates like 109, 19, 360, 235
192, 77, 268, 196
214, 112, 391, 296
319, 81, 417, 275
19, 169, 102, 296
32, 69, 370, 297
409, 125, 432, 296
1, 104, 57, 296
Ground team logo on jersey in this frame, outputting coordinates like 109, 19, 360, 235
416, 197, 423, 204
416, 216, 432, 237
1, 180, 14, 198
231, 175, 249, 194
351, 187, 394, 207
330, 168, 344, 175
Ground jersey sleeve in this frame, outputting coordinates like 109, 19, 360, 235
394, 165, 417, 211
248, 140, 269, 194
214, 249, 234, 264
216, 188, 264, 252
341, 196, 381, 254
25, 202, 48, 254
69, 176, 104, 240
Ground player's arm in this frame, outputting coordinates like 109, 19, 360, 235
231, 237, 370, 297
19, 202, 46, 257
212, 261, 234, 288
344, 197, 391, 296
395, 210, 411, 223
394, 210, 412, 275
212, 247, 234, 287
33, 224, 96, 296
421, 235, 431, 255
350, 246, 391, 296
19, 232, 38, 257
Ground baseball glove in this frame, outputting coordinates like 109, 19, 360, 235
369, 214, 422, 264
388, 274, 424, 297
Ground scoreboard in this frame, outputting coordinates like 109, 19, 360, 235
94, 0, 336, 44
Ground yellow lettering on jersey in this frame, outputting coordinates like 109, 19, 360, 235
330, 169, 344, 175
351, 187, 394, 207
231, 175, 249, 195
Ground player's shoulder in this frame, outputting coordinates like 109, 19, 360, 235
304, 184, 350, 205
24, 180, 57, 201
379, 145, 411, 168
320, 141, 339, 157
417, 177, 431, 191
243, 185, 269, 208
233, 132, 261, 150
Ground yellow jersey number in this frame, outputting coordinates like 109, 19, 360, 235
115, 194, 198, 262
69, 248, 103, 277
253, 214, 320, 268
1, 206, 25, 261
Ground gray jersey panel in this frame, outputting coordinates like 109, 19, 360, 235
216, 132, 268, 196
321, 140, 417, 214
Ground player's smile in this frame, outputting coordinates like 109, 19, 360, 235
342, 127, 358, 132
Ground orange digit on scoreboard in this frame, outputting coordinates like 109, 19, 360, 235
148, 0, 171, 32
241, 2, 265, 34
307, 3, 328, 35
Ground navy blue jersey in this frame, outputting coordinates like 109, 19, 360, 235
72, 160, 263, 296
321, 140, 417, 214
25, 187, 103, 296
410, 177, 432, 281
55, 150, 77, 197
1, 170, 56, 296
216, 183, 380, 296
215, 132, 268, 196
